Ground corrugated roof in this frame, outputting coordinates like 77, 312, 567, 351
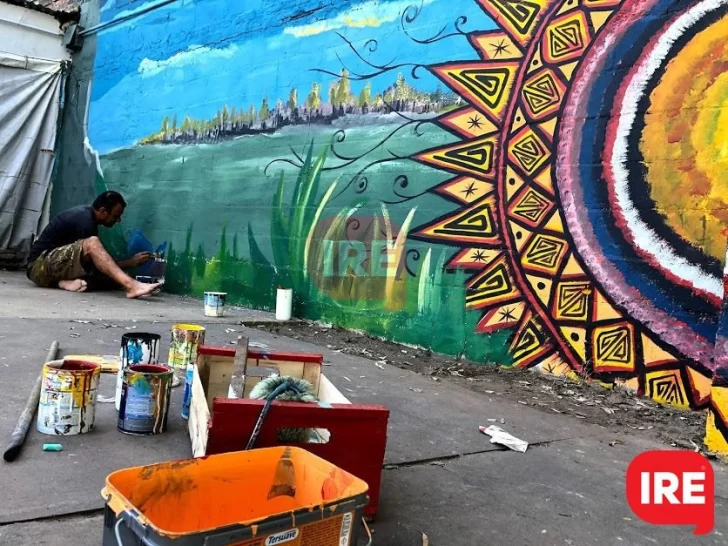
3, 0, 80, 23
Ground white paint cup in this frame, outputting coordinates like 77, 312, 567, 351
204, 292, 227, 317
276, 288, 293, 321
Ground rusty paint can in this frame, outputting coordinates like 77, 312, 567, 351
118, 364, 173, 435
37, 359, 101, 436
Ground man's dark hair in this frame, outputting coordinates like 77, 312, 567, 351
92, 191, 127, 211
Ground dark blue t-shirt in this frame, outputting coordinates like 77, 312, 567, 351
28, 205, 98, 263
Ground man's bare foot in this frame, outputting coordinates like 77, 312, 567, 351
126, 281, 162, 299
58, 279, 88, 293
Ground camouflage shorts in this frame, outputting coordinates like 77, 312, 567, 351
27, 240, 89, 288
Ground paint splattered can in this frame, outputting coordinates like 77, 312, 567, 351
204, 291, 227, 317
115, 333, 161, 411
118, 364, 173, 435
167, 324, 205, 374
37, 359, 101, 436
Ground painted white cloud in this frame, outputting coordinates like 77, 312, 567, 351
138, 43, 238, 77
283, 0, 435, 38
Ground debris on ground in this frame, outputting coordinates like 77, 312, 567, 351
254, 321, 708, 450
480, 425, 529, 453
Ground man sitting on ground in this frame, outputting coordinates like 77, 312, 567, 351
26, 191, 161, 299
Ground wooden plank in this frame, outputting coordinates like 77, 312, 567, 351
318, 374, 350, 404
199, 344, 324, 363
196, 353, 211, 396
228, 335, 249, 399
206, 356, 233, 406
188, 365, 210, 457
302, 362, 322, 395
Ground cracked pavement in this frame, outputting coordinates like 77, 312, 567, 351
0, 271, 727, 545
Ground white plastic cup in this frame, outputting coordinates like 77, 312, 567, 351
276, 288, 293, 321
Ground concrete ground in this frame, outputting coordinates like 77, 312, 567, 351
0, 271, 727, 545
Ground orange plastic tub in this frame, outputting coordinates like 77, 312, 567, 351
101, 446, 370, 546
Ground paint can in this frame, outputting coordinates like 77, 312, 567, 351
168, 323, 205, 372
115, 333, 161, 411
275, 288, 293, 321
117, 364, 173, 435
135, 276, 163, 293
37, 359, 101, 436
204, 291, 227, 317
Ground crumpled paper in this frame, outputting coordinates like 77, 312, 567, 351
479, 425, 529, 453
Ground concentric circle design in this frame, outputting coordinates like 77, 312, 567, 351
411, 0, 726, 433
559, 0, 727, 368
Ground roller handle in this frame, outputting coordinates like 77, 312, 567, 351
3, 341, 59, 462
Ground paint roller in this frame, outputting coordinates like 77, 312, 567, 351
3, 341, 59, 462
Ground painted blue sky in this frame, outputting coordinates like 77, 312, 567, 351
89, 0, 496, 153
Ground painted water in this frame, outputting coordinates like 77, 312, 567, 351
99, 122, 458, 261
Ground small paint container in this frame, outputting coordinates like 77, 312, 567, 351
167, 324, 205, 374
115, 333, 161, 411
118, 364, 173, 435
181, 362, 194, 420
204, 291, 227, 317
37, 359, 100, 436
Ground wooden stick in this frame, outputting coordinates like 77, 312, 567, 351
3, 341, 59, 462
228, 335, 249, 399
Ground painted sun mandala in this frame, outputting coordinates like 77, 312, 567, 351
410, 0, 728, 435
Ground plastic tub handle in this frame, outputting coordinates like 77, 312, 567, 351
115, 511, 164, 546
200, 517, 373, 546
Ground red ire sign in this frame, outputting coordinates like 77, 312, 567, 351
626, 450, 715, 535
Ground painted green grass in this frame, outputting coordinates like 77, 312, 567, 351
95, 142, 513, 364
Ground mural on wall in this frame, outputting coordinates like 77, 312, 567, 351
77, 0, 728, 440
86, 0, 514, 363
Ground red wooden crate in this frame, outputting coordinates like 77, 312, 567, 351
188, 344, 389, 519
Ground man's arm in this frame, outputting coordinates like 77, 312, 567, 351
118, 252, 154, 270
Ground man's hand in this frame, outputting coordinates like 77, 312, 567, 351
118, 252, 154, 270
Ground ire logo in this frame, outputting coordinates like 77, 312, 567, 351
626, 450, 715, 535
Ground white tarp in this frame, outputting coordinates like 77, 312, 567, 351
0, 52, 64, 266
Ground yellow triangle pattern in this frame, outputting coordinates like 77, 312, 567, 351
686, 366, 712, 406
593, 290, 623, 321
558, 61, 580, 81
512, 107, 527, 132
641, 333, 679, 367
449, 248, 502, 269
526, 274, 553, 306
557, 0, 579, 15
533, 168, 555, 194
560, 326, 587, 361
471, 32, 523, 60
509, 221, 534, 252
561, 253, 585, 277
437, 177, 494, 204
539, 118, 558, 138
544, 210, 564, 233
505, 166, 526, 201
441, 108, 499, 139
589, 10, 612, 32
527, 46, 544, 75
